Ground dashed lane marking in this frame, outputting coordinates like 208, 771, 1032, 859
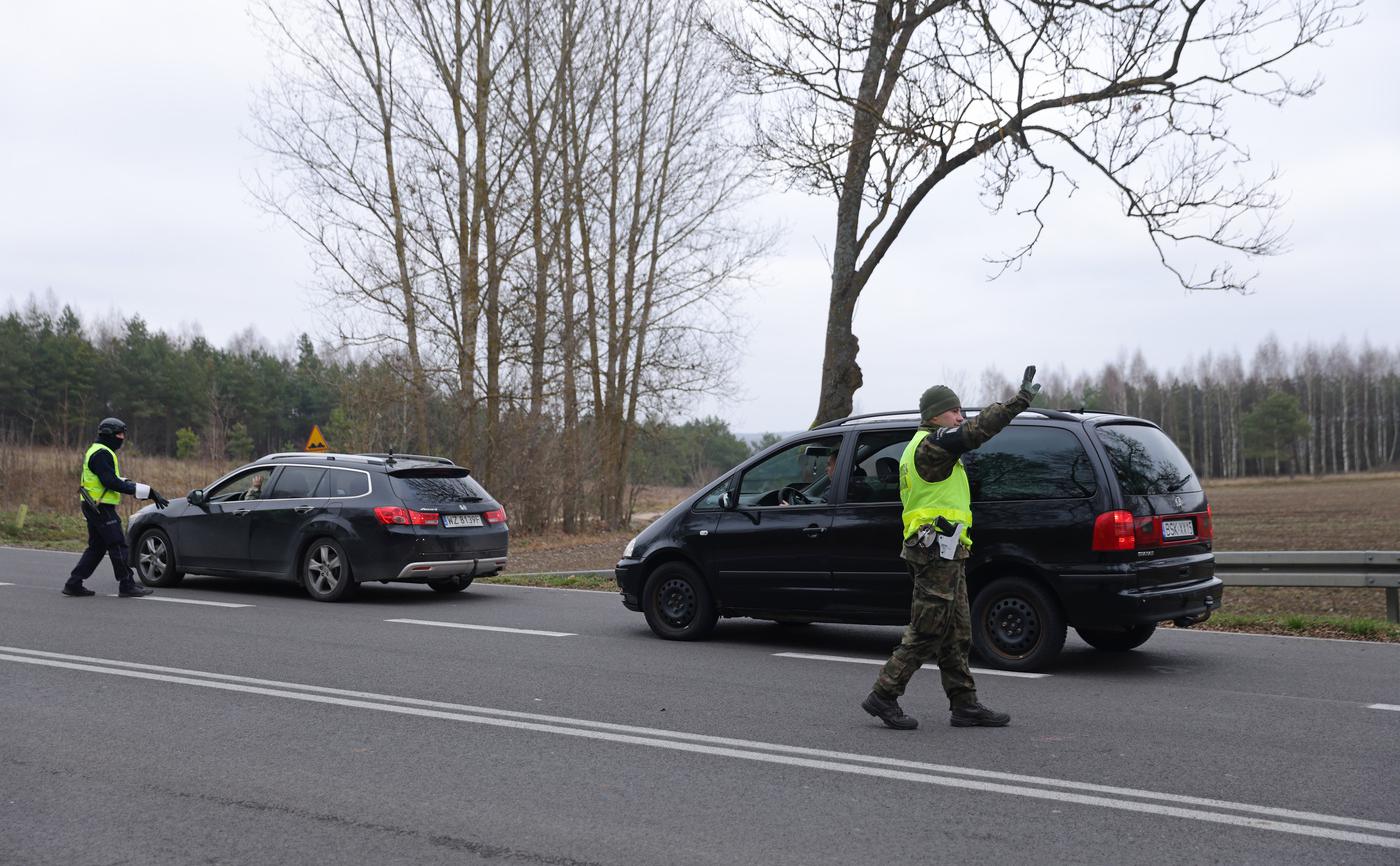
103, 595, 253, 608
773, 651, 1050, 679
0, 582, 14, 586
385, 618, 575, 637
1368, 704, 1400, 712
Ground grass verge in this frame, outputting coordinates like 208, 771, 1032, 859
480, 572, 616, 590
0, 509, 89, 552
1189, 611, 1400, 642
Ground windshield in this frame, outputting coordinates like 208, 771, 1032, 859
1095, 424, 1201, 496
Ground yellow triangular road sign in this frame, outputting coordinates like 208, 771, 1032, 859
304, 425, 329, 452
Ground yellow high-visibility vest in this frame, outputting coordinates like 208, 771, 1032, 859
80, 442, 122, 505
899, 428, 973, 547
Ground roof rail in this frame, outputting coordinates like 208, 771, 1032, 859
813, 405, 1089, 428
812, 409, 922, 430
261, 451, 383, 464
358, 452, 456, 466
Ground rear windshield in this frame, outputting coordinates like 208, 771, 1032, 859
388, 467, 488, 504
1094, 424, 1201, 496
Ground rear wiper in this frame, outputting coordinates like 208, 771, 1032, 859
1166, 474, 1193, 492
460, 496, 484, 503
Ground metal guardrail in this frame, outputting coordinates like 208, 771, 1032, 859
1214, 551, 1400, 623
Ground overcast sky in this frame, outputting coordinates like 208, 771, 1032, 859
3, 2, 1396, 434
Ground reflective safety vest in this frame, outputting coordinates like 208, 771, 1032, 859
80, 442, 122, 505
899, 429, 973, 547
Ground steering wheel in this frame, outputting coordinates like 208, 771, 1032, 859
779, 485, 813, 506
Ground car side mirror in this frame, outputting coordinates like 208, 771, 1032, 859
188, 489, 207, 507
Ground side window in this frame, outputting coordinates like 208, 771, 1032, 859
315, 468, 370, 498
966, 427, 1097, 502
850, 430, 915, 504
266, 466, 327, 500
207, 467, 274, 503
736, 436, 842, 507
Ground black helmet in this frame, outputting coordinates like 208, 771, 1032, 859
97, 417, 128, 437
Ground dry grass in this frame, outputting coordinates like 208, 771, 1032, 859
0, 445, 238, 520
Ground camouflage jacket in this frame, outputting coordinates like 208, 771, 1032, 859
911, 390, 1034, 484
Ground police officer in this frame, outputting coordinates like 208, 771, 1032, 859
861, 366, 1041, 729
63, 417, 169, 597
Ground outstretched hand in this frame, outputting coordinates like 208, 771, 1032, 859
152, 489, 170, 509
1020, 365, 1041, 400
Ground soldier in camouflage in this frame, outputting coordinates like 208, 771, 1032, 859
861, 366, 1041, 730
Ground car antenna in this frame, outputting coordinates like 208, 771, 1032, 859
385, 446, 397, 467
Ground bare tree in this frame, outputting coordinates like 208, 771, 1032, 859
252, 0, 434, 451
712, 0, 1358, 424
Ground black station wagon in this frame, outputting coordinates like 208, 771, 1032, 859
615, 409, 1222, 670
127, 452, 508, 601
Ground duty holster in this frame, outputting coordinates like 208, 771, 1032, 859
912, 516, 965, 560
79, 486, 100, 510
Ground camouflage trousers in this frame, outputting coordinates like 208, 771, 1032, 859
872, 555, 977, 709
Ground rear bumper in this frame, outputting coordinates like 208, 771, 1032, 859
1063, 575, 1224, 629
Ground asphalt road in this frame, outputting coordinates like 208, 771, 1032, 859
2, 546, 1397, 865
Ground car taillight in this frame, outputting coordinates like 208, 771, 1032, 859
1199, 505, 1214, 540
1092, 510, 1136, 551
483, 508, 507, 525
374, 506, 440, 526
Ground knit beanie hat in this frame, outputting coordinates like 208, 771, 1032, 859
918, 385, 960, 421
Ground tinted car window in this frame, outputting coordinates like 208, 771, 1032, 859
967, 426, 1097, 501
737, 436, 842, 506
850, 430, 914, 504
314, 468, 370, 498
389, 467, 487, 504
1095, 424, 1200, 495
266, 466, 327, 500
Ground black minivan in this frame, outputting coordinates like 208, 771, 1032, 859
128, 452, 508, 601
615, 409, 1221, 670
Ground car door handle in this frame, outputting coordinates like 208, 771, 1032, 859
233, 509, 251, 517
803, 524, 827, 538
294, 505, 316, 514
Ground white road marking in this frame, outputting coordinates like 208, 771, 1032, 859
102, 595, 252, 608
1, 644, 1396, 849
773, 651, 1050, 679
385, 618, 575, 637
1369, 704, 1400, 712
0, 582, 14, 586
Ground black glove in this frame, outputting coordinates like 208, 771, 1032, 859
1019, 365, 1041, 401
152, 490, 170, 509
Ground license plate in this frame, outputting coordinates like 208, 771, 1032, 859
1161, 519, 1195, 540
443, 514, 483, 528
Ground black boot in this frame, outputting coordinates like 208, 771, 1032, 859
861, 691, 919, 730
117, 582, 153, 598
62, 580, 96, 597
950, 702, 1010, 727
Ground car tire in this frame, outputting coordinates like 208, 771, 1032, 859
302, 538, 356, 602
1075, 624, 1157, 652
427, 575, 474, 593
971, 576, 1066, 672
642, 562, 717, 641
135, 529, 184, 587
